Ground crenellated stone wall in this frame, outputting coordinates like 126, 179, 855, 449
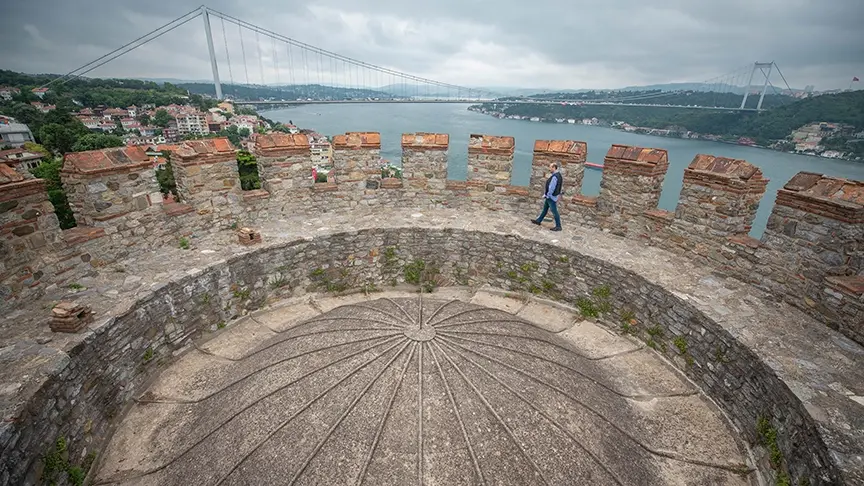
4, 131, 864, 486
597, 144, 669, 237
2, 134, 863, 346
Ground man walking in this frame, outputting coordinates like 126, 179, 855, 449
531, 162, 563, 231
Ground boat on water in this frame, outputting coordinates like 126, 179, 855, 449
585, 162, 604, 169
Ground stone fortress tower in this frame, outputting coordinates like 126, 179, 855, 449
0, 133, 861, 485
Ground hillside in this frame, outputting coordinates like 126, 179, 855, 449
476, 89, 864, 144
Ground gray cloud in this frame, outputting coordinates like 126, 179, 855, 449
1, 0, 862, 90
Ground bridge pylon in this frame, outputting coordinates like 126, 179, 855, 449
740, 61, 775, 111
201, 6, 223, 100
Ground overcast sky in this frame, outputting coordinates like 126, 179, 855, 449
1, 0, 863, 91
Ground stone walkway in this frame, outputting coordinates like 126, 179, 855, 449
95, 290, 750, 485
1, 207, 862, 483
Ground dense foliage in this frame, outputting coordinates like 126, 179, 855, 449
479, 90, 864, 145
30, 159, 76, 229
70, 133, 124, 152
236, 150, 262, 191
0, 70, 215, 111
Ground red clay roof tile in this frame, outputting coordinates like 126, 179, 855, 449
783, 172, 864, 206
605, 144, 668, 165
687, 154, 760, 181
332, 132, 381, 148
468, 134, 515, 151
174, 137, 236, 158
62, 146, 152, 174
0, 164, 24, 184
401, 133, 449, 148
256, 133, 310, 149
533, 140, 587, 156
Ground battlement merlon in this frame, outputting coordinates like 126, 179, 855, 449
61, 145, 162, 227
673, 154, 769, 252
531, 140, 588, 198
169, 138, 240, 214
254, 133, 313, 196
683, 154, 769, 195
401, 133, 449, 187
467, 134, 515, 185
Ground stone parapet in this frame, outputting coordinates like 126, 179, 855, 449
467, 134, 515, 184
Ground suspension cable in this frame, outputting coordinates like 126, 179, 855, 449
43, 8, 202, 87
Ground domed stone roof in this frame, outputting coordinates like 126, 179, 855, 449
96, 297, 748, 485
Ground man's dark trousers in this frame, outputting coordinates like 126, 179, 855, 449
535, 197, 561, 228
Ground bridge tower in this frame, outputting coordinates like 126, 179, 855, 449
740, 61, 774, 111
201, 6, 223, 100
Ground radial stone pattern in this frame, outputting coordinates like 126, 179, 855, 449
96, 297, 750, 486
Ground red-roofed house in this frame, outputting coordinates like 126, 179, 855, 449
31, 88, 49, 99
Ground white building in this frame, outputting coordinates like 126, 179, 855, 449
0, 117, 35, 147
175, 112, 209, 136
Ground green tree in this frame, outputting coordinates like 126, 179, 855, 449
38, 123, 88, 154
153, 109, 172, 128
155, 151, 178, 199
236, 150, 261, 190
70, 133, 124, 152
137, 113, 151, 126
238, 127, 251, 138
30, 158, 76, 229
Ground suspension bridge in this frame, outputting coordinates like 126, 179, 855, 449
43, 6, 795, 112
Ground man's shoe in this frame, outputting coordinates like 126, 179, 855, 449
550, 227, 562, 231
531, 220, 541, 225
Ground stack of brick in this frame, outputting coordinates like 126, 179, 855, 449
237, 227, 262, 246
531, 140, 589, 222
401, 133, 449, 207
669, 154, 768, 259
49, 301, 93, 333
171, 138, 239, 226
597, 144, 669, 237
254, 132, 312, 216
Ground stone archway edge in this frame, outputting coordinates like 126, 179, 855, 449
1, 208, 862, 484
